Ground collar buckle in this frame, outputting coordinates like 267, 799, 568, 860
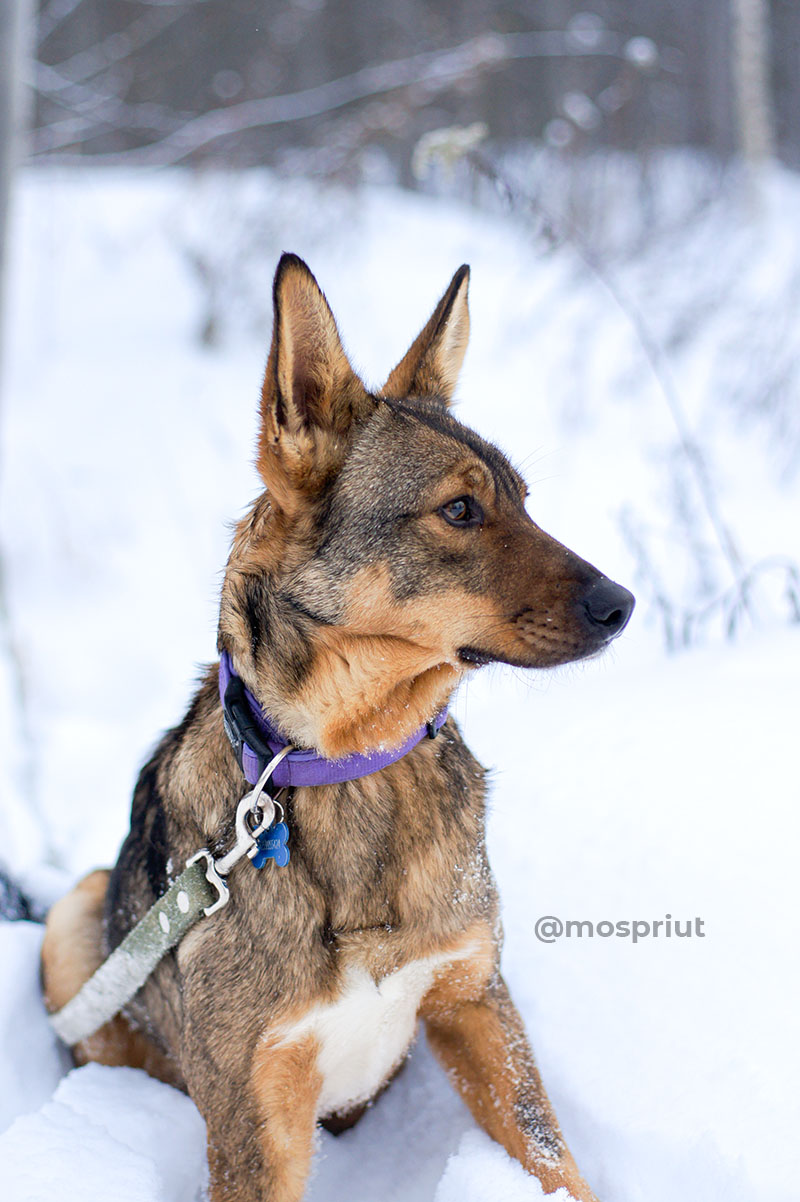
222, 672, 280, 795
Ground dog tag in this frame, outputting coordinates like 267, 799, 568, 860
251, 822, 290, 869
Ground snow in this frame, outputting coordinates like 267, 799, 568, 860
0, 922, 67, 1130
435, 1130, 568, 1202
0, 1061, 207, 1202
1, 158, 798, 1201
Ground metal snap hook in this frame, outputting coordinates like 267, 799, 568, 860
213, 746, 293, 877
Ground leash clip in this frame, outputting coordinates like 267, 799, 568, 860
185, 848, 230, 917
214, 746, 293, 876
186, 746, 294, 913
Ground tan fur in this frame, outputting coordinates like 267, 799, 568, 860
290, 627, 463, 757
42, 871, 180, 1086
283, 548, 581, 756
249, 1035, 323, 1202
421, 936, 597, 1201
424, 974, 597, 1201
42, 870, 108, 1016
257, 255, 374, 509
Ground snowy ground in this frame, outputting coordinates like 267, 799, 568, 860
0, 161, 798, 1201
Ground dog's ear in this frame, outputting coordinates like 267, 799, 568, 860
379, 265, 470, 407
257, 254, 373, 506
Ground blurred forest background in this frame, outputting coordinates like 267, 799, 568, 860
9, 0, 796, 171
0, 0, 793, 301
0, 0, 793, 330
0, 1, 793, 184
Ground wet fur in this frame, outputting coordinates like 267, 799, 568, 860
42, 255, 634, 1202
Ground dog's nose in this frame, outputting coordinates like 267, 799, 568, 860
582, 577, 635, 638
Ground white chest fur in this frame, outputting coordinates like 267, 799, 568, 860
272, 944, 476, 1118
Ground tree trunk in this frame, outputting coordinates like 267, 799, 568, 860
0, 0, 39, 834
731, 0, 775, 168
0, 0, 33, 378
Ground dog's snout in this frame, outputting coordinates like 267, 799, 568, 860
582, 577, 635, 638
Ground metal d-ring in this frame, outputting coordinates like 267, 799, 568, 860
248, 746, 294, 817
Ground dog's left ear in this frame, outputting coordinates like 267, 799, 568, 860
379, 265, 470, 407
257, 254, 373, 507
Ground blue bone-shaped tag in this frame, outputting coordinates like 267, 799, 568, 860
251, 821, 290, 869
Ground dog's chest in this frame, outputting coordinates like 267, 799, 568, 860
270, 944, 474, 1118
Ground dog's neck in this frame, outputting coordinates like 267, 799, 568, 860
276, 633, 463, 759
223, 641, 462, 760
219, 650, 449, 788
218, 516, 467, 759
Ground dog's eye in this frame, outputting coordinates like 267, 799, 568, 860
439, 496, 484, 528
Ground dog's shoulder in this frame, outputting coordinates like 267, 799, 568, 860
103, 669, 236, 950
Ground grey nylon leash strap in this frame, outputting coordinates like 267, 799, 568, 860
48, 746, 293, 1048
49, 859, 218, 1047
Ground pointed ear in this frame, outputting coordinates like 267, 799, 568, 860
379, 265, 470, 407
257, 254, 373, 506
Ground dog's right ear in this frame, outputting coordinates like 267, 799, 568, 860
257, 254, 373, 509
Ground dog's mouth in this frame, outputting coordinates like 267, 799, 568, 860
457, 646, 496, 668
456, 628, 622, 672
457, 642, 587, 671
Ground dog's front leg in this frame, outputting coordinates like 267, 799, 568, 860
195, 1034, 322, 1202
422, 970, 599, 1201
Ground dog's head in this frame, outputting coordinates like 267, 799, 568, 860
219, 254, 633, 757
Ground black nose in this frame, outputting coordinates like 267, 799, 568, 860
582, 577, 635, 638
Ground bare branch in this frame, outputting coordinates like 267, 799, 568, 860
37, 0, 86, 44
38, 0, 208, 43
39, 7, 186, 88
32, 59, 192, 152
29, 28, 632, 164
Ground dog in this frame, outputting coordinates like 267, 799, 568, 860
42, 254, 633, 1202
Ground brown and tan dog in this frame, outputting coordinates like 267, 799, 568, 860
42, 254, 633, 1202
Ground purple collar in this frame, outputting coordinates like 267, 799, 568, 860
218, 650, 447, 790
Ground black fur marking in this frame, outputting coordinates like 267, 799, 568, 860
105, 690, 210, 952
280, 593, 333, 627
272, 258, 289, 429
105, 759, 169, 951
145, 790, 169, 900
427, 264, 469, 345
457, 646, 495, 667
515, 1085, 565, 1161
229, 573, 314, 691
270, 603, 315, 692
383, 399, 523, 502
241, 574, 269, 662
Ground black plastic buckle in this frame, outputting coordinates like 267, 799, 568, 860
222, 675, 279, 797
426, 719, 439, 740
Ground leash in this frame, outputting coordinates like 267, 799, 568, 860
49, 747, 292, 1047
49, 658, 448, 1048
